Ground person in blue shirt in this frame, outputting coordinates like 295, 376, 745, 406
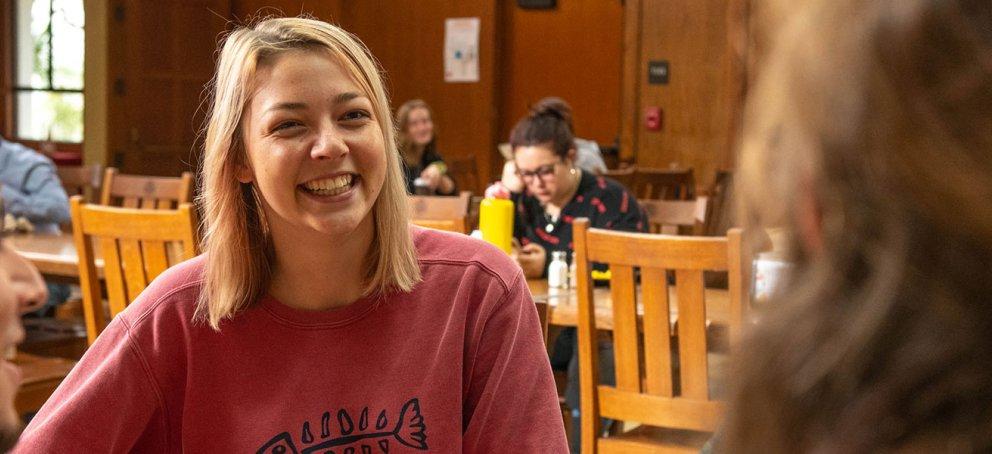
0, 136, 70, 234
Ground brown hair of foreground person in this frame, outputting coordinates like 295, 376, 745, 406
723, 0, 992, 452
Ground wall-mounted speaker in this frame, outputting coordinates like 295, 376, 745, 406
518, 0, 557, 9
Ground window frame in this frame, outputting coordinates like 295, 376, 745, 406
1, 0, 84, 156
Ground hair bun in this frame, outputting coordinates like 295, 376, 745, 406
530, 104, 566, 121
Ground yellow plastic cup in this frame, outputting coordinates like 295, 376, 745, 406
479, 197, 514, 254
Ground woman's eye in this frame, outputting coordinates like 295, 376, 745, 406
273, 121, 303, 132
342, 110, 371, 122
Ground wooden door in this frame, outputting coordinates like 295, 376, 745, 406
621, 0, 749, 186
108, 0, 230, 177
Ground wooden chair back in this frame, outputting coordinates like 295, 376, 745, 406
573, 219, 746, 453
632, 167, 695, 200
704, 169, 734, 236
639, 197, 709, 235
70, 196, 199, 344
604, 166, 636, 193
56, 164, 103, 202
408, 191, 472, 234
447, 154, 479, 194
99, 167, 193, 209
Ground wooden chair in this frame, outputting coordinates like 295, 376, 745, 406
446, 154, 480, 195
604, 166, 636, 193
70, 196, 199, 344
408, 191, 472, 234
57, 164, 103, 202
632, 168, 695, 200
573, 219, 746, 453
639, 197, 709, 236
99, 167, 193, 209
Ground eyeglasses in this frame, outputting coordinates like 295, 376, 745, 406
515, 163, 558, 184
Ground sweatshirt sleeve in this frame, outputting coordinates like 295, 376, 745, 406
462, 270, 568, 453
14, 316, 169, 453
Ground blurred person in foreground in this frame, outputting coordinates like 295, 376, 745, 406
722, 0, 992, 452
0, 198, 48, 451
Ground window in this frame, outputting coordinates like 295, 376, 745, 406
11, 0, 84, 143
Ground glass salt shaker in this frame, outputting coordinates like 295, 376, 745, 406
548, 251, 569, 289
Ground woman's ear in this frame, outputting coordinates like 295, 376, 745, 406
236, 163, 254, 184
566, 147, 578, 163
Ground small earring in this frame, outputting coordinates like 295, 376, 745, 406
570, 167, 577, 175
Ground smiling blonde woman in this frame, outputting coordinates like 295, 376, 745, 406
16, 17, 566, 453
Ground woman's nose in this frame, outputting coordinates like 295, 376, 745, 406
311, 130, 349, 160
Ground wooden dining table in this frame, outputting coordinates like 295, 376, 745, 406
9, 233, 96, 280
526, 278, 730, 330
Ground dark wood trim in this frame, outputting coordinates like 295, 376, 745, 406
619, 0, 642, 164
1, 0, 14, 136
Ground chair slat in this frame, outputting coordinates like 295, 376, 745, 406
143, 240, 170, 279
100, 237, 129, 324
122, 197, 139, 208
120, 239, 148, 302
139, 198, 156, 210
675, 269, 708, 400
641, 267, 673, 397
610, 265, 640, 393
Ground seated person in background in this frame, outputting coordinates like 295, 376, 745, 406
721, 0, 992, 451
15, 18, 566, 452
502, 96, 608, 193
0, 200, 50, 450
0, 136, 70, 235
506, 103, 646, 279
504, 102, 646, 453
396, 99, 456, 195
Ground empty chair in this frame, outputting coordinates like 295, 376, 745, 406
70, 196, 199, 344
57, 164, 103, 202
408, 191, 472, 234
632, 167, 695, 200
604, 166, 636, 193
573, 219, 746, 453
99, 167, 193, 209
639, 197, 709, 235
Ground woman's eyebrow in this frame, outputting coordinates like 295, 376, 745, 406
264, 102, 307, 115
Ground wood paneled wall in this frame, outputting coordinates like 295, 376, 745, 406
107, 0, 231, 177
498, 0, 623, 146
621, 0, 749, 186
340, 1, 500, 190
231, 0, 342, 24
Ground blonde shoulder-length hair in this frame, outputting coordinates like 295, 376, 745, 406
394, 98, 434, 166
197, 17, 420, 329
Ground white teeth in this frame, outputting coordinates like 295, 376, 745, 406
303, 174, 354, 195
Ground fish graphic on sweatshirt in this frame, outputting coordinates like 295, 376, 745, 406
257, 398, 428, 453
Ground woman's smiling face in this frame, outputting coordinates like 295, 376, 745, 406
239, 49, 386, 239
